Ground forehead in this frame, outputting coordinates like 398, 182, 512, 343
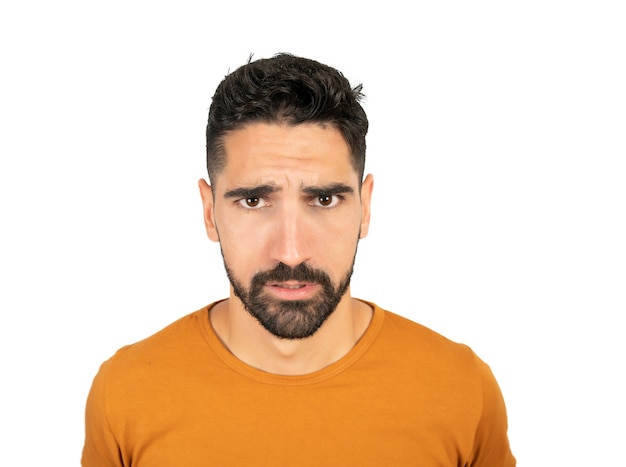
217, 122, 358, 187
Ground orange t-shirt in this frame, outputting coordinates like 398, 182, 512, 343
82, 301, 515, 466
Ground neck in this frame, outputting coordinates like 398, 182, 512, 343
209, 290, 372, 375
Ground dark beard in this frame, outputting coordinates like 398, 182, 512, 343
224, 261, 354, 340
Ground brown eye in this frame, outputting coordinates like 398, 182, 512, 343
246, 197, 260, 207
318, 195, 333, 206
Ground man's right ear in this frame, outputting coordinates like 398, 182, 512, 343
198, 179, 220, 243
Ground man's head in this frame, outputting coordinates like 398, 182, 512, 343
200, 54, 373, 340
206, 53, 368, 189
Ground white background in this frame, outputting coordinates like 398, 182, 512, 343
1, 1, 624, 465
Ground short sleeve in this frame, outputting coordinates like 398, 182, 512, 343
467, 356, 516, 466
81, 359, 124, 467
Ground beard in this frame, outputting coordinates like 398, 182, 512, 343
223, 259, 355, 340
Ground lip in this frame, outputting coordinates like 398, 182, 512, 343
264, 282, 320, 300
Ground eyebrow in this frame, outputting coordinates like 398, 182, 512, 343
223, 183, 355, 199
301, 183, 354, 197
223, 185, 277, 199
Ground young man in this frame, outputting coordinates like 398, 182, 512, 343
82, 53, 515, 466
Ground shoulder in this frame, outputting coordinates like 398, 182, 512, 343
93, 305, 214, 388
360, 303, 515, 463
367, 303, 494, 384
378, 306, 474, 356
86, 305, 220, 425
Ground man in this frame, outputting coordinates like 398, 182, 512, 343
82, 53, 515, 466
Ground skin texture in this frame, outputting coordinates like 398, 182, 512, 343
198, 122, 374, 375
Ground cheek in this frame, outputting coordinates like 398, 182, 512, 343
311, 219, 361, 269
213, 212, 258, 270
325, 233, 360, 263
218, 224, 264, 265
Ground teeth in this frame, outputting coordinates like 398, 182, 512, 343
283, 284, 303, 289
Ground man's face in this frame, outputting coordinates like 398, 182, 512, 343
200, 123, 373, 339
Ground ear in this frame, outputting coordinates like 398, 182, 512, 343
198, 179, 220, 242
359, 174, 374, 239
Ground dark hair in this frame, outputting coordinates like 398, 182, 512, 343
205, 53, 368, 186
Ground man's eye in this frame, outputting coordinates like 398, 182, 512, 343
319, 195, 333, 206
237, 197, 266, 209
313, 194, 342, 208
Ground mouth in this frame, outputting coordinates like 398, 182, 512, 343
265, 281, 319, 300
270, 281, 307, 288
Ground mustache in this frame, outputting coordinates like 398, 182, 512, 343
251, 262, 332, 288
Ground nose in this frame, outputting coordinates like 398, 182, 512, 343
268, 204, 313, 267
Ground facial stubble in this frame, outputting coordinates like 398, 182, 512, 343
223, 255, 357, 340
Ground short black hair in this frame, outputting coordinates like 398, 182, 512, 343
206, 53, 368, 187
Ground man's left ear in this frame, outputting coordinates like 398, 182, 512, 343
359, 174, 374, 239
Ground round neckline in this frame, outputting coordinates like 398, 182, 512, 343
199, 299, 384, 385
